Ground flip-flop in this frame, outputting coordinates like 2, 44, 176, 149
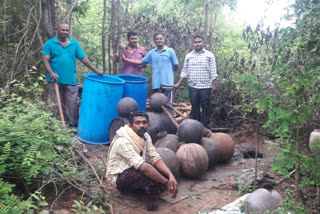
118, 195, 141, 208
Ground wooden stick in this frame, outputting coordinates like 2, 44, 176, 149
161, 105, 179, 128
175, 106, 192, 112
165, 103, 184, 117
54, 82, 66, 128
174, 102, 189, 107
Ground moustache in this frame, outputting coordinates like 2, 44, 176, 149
138, 128, 146, 132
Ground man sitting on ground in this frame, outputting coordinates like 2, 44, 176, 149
106, 111, 178, 211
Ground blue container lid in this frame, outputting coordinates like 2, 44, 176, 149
117, 74, 149, 84
85, 73, 125, 84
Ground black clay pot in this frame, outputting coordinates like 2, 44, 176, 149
155, 131, 180, 152
117, 97, 138, 118
155, 147, 180, 178
200, 137, 220, 168
108, 117, 129, 142
146, 112, 177, 143
177, 119, 203, 144
149, 92, 168, 112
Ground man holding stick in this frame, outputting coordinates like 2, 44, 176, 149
43, 23, 103, 127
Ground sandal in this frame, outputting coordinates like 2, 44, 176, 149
118, 195, 141, 208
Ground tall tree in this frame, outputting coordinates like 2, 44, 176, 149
102, 0, 107, 73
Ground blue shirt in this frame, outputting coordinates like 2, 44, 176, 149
43, 36, 86, 85
141, 47, 178, 89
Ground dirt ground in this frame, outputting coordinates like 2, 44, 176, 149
49, 129, 287, 214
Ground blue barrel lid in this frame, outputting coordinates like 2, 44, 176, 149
84, 73, 125, 84
117, 74, 149, 84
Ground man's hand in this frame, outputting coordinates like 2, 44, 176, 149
49, 72, 59, 82
111, 54, 119, 62
211, 80, 218, 94
173, 83, 180, 88
95, 70, 104, 76
121, 53, 127, 62
166, 174, 178, 198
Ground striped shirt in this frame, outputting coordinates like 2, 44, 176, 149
180, 49, 218, 89
106, 132, 161, 186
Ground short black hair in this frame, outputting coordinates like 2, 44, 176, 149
129, 111, 149, 124
153, 33, 164, 40
57, 23, 69, 30
193, 35, 204, 40
127, 31, 137, 39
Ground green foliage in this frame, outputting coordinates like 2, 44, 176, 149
226, 0, 320, 212
274, 189, 306, 213
0, 77, 75, 213
71, 200, 106, 214
73, 0, 91, 17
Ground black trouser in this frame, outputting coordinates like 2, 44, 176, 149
48, 82, 79, 127
188, 86, 211, 128
116, 168, 166, 204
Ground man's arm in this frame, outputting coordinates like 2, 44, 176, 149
154, 160, 178, 198
211, 79, 218, 93
80, 57, 104, 76
122, 54, 144, 65
111, 54, 119, 62
209, 54, 218, 93
174, 77, 185, 88
173, 64, 179, 71
43, 55, 59, 82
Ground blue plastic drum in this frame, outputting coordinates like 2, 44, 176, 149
116, 74, 149, 111
78, 74, 124, 144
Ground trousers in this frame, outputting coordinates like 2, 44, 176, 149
48, 82, 79, 127
188, 86, 211, 128
116, 167, 165, 203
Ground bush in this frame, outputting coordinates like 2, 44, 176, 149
0, 79, 76, 213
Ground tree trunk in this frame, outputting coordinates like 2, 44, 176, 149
124, 0, 131, 26
67, 0, 73, 36
115, 0, 122, 74
204, 0, 209, 42
295, 128, 306, 201
41, 0, 56, 39
109, 0, 116, 75
102, 0, 107, 73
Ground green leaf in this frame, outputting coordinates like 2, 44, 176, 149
39, 201, 48, 207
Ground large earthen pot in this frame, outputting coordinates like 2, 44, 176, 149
243, 188, 282, 214
177, 119, 203, 144
155, 148, 180, 178
108, 117, 129, 142
146, 112, 177, 143
176, 143, 208, 179
309, 129, 320, 153
200, 137, 220, 168
116, 97, 138, 118
208, 132, 235, 163
154, 131, 180, 152
149, 92, 168, 112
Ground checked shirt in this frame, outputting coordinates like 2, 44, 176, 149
106, 133, 161, 186
181, 49, 218, 89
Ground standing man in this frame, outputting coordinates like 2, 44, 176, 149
43, 23, 103, 127
174, 35, 218, 128
106, 111, 178, 211
111, 31, 147, 75
122, 33, 179, 103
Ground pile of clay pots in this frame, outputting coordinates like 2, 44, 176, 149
110, 93, 235, 179
155, 118, 235, 179
109, 93, 177, 143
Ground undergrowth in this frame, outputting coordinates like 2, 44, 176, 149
0, 74, 110, 213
